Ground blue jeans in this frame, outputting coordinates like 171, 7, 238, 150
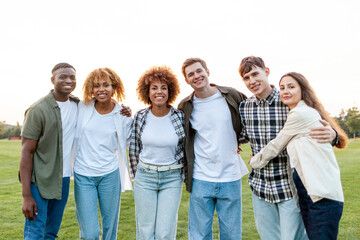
188, 179, 242, 240
23, 177, 70, 240
74, 168, 121, 240
293, 170, 343, 240
252, 192, 308, 240
133, 164, 183, 240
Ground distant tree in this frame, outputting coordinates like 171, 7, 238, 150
9, 122, 21, 139
2, 128, 11, 139
345, 106, 360, 138
0, 122, 4, 135
0, 121, 21, 139
335, 109, 350, 136
0, 121, 6, 139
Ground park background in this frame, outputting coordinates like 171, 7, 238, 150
0, 140, 359, 239
0, 0, 360, 239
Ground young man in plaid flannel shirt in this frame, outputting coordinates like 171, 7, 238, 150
238, 56, 337, 240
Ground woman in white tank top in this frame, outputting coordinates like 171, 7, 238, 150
129, 66, 185, 240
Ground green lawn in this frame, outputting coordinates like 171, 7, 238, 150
0, 139, 359, 239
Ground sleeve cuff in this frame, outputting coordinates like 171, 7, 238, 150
331, 129, 339, 146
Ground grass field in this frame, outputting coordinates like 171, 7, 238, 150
0, 139, 359, 239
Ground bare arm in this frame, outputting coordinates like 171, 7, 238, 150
309, 119, 336, 143
19, 137, 38, 220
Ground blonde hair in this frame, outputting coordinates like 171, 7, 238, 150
82, 68, 125, 104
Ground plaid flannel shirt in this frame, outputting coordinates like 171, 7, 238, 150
128, 106, 185, 180
239, 87, 296, 203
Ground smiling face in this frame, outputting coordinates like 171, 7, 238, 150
149, 80, 169, 107
92, 78, 115, 103
279, 76, 302, 109
184, 62, 210, 92
241, 66, 272, 99
51, 67, 76, 99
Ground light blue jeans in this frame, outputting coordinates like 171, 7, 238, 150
188, 178, 242, 240
133, 164, 183, 240
252, 192, 308, 240
23, 177, 70, 240
74, 168, 121, 240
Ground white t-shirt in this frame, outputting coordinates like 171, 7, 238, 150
56, 99, 77, 177
139, 110, 178, 166
74, 108, 118, 176
191, 90, 243, 182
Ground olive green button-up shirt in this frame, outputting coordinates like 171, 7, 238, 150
21, 91, 79, 199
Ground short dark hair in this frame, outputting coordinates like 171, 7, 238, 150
52, 63, 76, 74
181, 57, 208, 78
239, 56, 266, 77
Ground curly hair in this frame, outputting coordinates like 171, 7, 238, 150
137, 66, 180, 106
82, 68, 126, 104
181, 57, 208, 78
280, 72, 348, 149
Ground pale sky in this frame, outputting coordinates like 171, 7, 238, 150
1, 0, 359, 125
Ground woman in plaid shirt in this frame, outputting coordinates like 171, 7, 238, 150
129, 66, 185, 240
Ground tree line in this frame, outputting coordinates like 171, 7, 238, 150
1, 106, 359, 140
335, 106, 360, 139
0, 121, 21, 140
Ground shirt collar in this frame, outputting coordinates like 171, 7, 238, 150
47, 90, 79, 108
183, 83, 221, 103
255, 85, 278, 105
143, 105, 175, 117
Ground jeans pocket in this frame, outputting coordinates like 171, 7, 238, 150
137, 164, 149, 173
164, 168, 181, 178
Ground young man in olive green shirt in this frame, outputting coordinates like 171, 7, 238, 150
20, 63, 79, 239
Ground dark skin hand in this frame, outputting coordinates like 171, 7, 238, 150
19, 137, 38, 220
237, 144, 243, 154
120, 104, 132, 117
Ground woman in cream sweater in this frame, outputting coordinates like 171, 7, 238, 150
250, 72, 348, 240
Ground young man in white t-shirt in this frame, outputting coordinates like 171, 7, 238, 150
178, 57, 248, 240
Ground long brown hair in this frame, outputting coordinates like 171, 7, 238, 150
280, 72, 348, 148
